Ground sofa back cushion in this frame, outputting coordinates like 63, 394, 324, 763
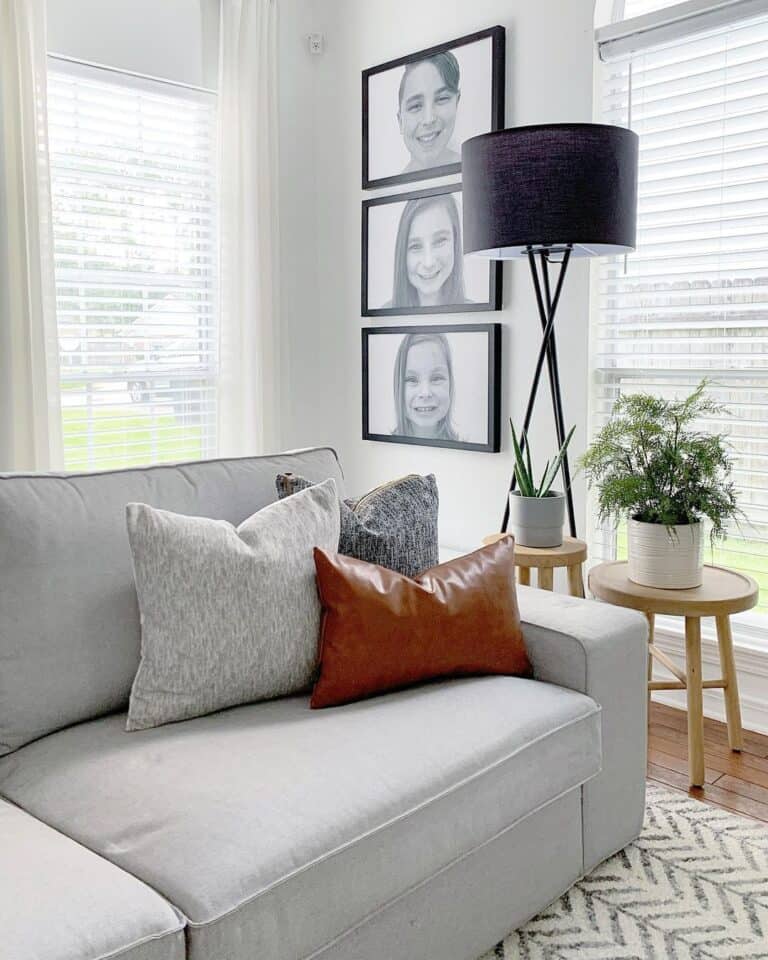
0, 447, 345, 755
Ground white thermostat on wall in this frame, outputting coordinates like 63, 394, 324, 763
307, 33, 324, 55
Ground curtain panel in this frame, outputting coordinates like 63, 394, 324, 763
217, 0, 281, 456
0, 0, 62, 471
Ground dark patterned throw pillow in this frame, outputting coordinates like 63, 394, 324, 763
276, 473, 438, 578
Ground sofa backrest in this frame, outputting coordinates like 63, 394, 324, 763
0, 447, 345, 756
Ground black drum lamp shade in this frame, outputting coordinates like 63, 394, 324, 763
462, 123, 638, 258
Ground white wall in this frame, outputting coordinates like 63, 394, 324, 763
278, 0, 596, 555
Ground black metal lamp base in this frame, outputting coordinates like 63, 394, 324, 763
501, 245, 577, 538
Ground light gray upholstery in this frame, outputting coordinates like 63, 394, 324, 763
517, 583, 649, 871
309, 789, 584, 960
0, 447, 345, 754
125, 480, 340, 730
0, 797, 184, 960
0, 676, 600, 960
0, 448, 649, 960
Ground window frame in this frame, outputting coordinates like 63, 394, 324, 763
45, 54, 220, 472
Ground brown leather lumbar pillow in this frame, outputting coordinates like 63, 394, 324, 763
311, 535, 530, 708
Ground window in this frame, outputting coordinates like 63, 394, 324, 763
46, 60, 218, 470
592, 3, 768, 621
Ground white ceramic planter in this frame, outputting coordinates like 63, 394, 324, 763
627, 518, 704, 589
508, 491, 565, 548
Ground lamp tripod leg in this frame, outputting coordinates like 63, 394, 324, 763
540, 254, 577, 538
500, 246, 575, 536
499, 274, 554, 530
542, 329, 576, 537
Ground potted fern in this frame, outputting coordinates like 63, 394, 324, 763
508, 423, 575, 548
579, 381, 739, 588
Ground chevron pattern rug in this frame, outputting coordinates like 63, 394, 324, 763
483, 783, 768, 959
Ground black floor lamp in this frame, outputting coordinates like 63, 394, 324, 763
462, 123, 638, 536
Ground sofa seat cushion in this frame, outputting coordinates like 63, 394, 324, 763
0, 677, 600, 960
0, 798, 184, 960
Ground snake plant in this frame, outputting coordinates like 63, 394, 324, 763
510, 422, 575, 498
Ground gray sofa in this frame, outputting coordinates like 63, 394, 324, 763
0, 447, 648, 960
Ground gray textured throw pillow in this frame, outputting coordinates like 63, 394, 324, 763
125, 479, 340, 731
276, 473, 438, 578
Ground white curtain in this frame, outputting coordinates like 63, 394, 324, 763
0, 0, 62, 471
217, 0, 281, 456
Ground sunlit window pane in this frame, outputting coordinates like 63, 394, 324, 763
47, 62, 218, 471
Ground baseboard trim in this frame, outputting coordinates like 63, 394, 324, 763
651, 625, 768, 735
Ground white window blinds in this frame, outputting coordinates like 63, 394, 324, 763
46, 60, 218, 471
593, 5, 768, 619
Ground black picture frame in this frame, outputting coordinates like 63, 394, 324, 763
362, 25, 505, 190
362, 323, 501, 452
362, 183, 502, 318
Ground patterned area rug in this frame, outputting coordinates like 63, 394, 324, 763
482, 783, 768, 959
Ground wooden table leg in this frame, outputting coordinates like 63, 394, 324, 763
645, 612, 655, 714
685, 616, 705, 787
517, 566, 531, 587
567, 563, 585, 598
715, 614, 743, 752
538, 567, 553, 591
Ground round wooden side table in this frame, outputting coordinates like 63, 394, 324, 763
482, 534, 587, 597
588, 561, 759, 788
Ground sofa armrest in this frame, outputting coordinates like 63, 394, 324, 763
517, 584, 648, 872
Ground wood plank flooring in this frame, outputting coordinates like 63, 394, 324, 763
648, 701, 768, 822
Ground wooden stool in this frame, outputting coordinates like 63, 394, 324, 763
588, 561, 758, 788
482, 534, 587, 597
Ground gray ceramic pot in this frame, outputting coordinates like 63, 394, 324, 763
507, 490, 565, 548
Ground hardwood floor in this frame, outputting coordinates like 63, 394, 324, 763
648, 701, 768, 822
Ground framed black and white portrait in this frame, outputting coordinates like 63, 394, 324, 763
362, 184, 501, 317
362, 26, 505, 190
362, 324, 501, 452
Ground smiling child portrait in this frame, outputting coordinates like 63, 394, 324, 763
363, 324, 501, 452
363, 27, 504, 189
363, 185, 500, 316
